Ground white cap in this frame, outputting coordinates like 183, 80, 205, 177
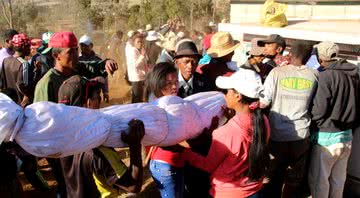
79, 35, 92, 46
314, 41, 339, 61
146, 24, 153, 31
146, 30, 159, 41
127, 30, 135, 38
216, 70, 264, 98
177, 31, 185, 39
209, 21, 216, 27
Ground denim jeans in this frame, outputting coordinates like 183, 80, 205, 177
150, 160, 184, 198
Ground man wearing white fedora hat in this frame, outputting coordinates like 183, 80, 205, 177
197, 32, 240, 89
157, 35, 177, 64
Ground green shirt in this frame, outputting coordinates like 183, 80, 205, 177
34, 60, 108, 103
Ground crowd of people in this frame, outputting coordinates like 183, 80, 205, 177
0, 18, 359, 198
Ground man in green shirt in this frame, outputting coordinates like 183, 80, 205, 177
33, 31, 118, 198
34, 31, 118, 103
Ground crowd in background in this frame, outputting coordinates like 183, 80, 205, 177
0, 18, 359, 198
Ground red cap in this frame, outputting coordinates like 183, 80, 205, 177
12, 33, 31, 48
30, 38, 43, 49
48, 32, 78, 48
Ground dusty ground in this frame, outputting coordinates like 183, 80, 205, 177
21, 67, 161, 197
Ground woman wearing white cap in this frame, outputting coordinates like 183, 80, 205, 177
182, 71, 271, 198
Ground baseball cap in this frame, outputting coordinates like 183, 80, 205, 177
30, 38, 43, 49
258, 34, 286, 49
12, 33, 31, 48
314, 41, 339, 61
42, 31, 78, 54
42, 32, 53, 44
216, 70, 264, 99
58, 75, 105, 107
174, 39, 202, 59
79, 35, 92, 46
248, 38, 265, 56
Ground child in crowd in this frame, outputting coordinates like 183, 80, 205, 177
57, 75, 144, 198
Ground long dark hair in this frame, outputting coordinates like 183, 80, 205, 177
145, 62, 177, 100
240, 94, 269, 181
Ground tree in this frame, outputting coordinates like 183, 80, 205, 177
0, 0, 13, 28
164, 0, 188, 20
140, 0, 153, 25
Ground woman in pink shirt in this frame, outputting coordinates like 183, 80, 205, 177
183, 71, 271, 198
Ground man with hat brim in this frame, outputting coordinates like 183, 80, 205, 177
260, 41, 319, 198
173, 39, 213, 197
79, 35, 110, 103
174, 39, 212, 97
157, 35, 177, 64
239, 38, 273, 83
34, 31, 117, 103
308, 41, 360, 198
33, 31, 117, 198
197, 32, 240, 89
79, 35, 101, 62
37, 31, 53, 53
145, 30, 162, 66
258, 34, 290, 67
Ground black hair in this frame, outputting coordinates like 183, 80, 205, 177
2, 29, 18, 41
116, 30, 123, 36
13, 44, 30, 54
130, 32, 144, 44
274, 43, 286, 55
291, 41, 314, 65
240, 94, 269, 181
145, 62, 177, 100
86, 81, 102, 102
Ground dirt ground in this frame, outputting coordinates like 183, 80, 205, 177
21, 67, 161, 197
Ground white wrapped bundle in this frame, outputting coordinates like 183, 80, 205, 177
102, 92, 225, 147
185, 91, 226, 129
0, 91, 225, 157
15, 102, 111, 158
152, 95, 203, 146
101, 103, 168, 147
0, 94, 24, 144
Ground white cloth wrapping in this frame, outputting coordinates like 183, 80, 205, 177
0, 91, 225, 157
0, 94, 24, 143
103, 91, 225, 147
101, 103, 168, 147
15, 103, 112, 158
